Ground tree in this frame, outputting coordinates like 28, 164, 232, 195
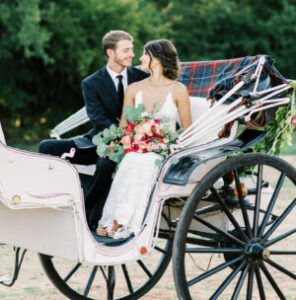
0, 0, 164, 143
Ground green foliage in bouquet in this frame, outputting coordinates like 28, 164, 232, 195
253, 83, 296, 155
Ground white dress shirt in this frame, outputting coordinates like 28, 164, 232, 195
106, 64, 128, 92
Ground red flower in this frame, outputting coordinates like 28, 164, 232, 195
124, 149, 131, 153
153, 132, 161, 138
154, 119, 161, 125
125, 125, 133, 133
151, 125, 156, 132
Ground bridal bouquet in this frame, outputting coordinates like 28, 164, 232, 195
92, 104, 178, 166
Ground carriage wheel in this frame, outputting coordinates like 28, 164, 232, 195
173, 153, 296, 299
39, 235, 172, 300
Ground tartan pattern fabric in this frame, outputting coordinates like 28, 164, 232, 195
178, 55, 288, 102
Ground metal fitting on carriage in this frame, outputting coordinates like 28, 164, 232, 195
244, 98, 252, 108
11, 195, 21, 204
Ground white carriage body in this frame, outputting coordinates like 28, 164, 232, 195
0, 97, 236, 266
0, 55, 293, 268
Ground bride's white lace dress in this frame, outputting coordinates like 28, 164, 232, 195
98, 89, 178, 239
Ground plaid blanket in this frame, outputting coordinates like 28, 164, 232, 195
179, 55, 288, 102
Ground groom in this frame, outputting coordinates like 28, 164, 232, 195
39, 30, 148, 227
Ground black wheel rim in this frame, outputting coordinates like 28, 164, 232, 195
173, 153, 296, 300
39, 234, 172, 300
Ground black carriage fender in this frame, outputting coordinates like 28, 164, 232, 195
163, 129, 268, 186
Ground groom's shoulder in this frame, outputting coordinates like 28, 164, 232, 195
128, 66, 149, 79
82, 67, 106, 84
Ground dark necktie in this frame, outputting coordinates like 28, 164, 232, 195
117, 75, 124, 105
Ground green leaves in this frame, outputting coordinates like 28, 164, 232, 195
123, 104, 146, 123
96, 142, 108, 156
253, 91, 296, 155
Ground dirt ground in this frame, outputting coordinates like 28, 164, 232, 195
0, 156, 295, 300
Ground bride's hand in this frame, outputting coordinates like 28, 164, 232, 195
103, 141, 116, 158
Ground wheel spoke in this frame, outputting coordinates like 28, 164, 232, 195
193, 214, 245, 247
270, 250, 296, 255
266, 258, 296, 279
107, 266, 115, 300
258, 172, 286, 238
155, 246, 166, 254
265, 228, 296, 247
233, 169, 253, 238
262, 198, 296, 242
210, 260, 246, 300
261, 262, 286, 299
64, 263, 82, 282
210, 187, 248, 242
185, 248, 244, 254
231, 264, 249, 300
99, 266, 107, 281
253, 164, 263, 237
121, 264, 134, 294
83, 266, 98, 297
186, 236, 218, 247
246, 266, 254, 300
137, 260, 152, 278
255, 268, 266, 300
188, 255, 244, 286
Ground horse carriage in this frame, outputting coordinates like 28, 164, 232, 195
0, 55, 295, 299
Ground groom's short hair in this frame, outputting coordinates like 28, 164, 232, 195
102, 30, 133, 55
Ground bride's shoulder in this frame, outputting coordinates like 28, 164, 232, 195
172, 81, 188, 96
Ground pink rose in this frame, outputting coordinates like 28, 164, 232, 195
138, 141, 148, 150
121, 135, 131, 149
292, 117, 296, 127
142, 122, 152, 135
134, 133, 145, 142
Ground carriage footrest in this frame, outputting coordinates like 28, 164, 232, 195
164, 129, 268, 186
92, 231, 133, 247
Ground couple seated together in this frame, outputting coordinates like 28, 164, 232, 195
39, 30, 192, 239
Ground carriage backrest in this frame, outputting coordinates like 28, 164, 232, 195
50, 55, 288, 139
178, 55, 287, 100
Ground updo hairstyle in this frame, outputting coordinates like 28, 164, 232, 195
144, 39, 180, 80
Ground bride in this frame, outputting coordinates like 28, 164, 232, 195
96, 39, 192, 239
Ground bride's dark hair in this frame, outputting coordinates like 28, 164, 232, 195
144, 39, 180, 80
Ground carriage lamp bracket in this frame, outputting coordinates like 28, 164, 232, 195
0, 247, 27, 287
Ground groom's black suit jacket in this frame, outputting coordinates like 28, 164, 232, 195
73, 66, 149, 149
